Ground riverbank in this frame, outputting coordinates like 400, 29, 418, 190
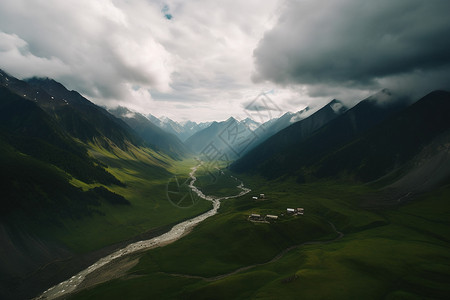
36, 162, 251, 299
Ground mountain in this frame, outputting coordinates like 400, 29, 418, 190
2, 74, 141, 150
110, 107, 190, 159
52, 90, 450, 299
179, 120, 213, 141
147, 115, 184, 138
231, 98, 350, 174
0, 70, 179, 299
250, 106, 320, 151
147, 114, 211, 141
0, 70, 152, 219
149, 109, 317, 157
231, 89, 450, 193
312, 90, 450, 189
0, 79, 134, 268
185, 117, 260, 160
241, 117, 261, 132
0, 86, 122, 188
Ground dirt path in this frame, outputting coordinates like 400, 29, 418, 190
35, 162, 251, 300
165, 222, 344, 282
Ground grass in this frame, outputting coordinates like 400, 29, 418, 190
71, 173, 450, 299
34, 144, 212, 254
194, 167, 245, 198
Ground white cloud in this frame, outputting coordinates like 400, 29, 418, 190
0, 32, 69, 78
2, 0, 447, 122
0, 0, 173, 101
0, 0, 289, 121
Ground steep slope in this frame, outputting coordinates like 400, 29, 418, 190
231, 89, 450, 189
185, 120, 226, 153
252, 106, 313, 148
0, 85, 130, 300
0, 86, 121, 186
231, 99, 349, 174
314, 90, 450, 186
110, 107, 190, 159
0, 71, 206, 300
147, 115, 184, 138
24, 77, 141, 150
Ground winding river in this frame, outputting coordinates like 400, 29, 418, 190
36, 162, 251, 299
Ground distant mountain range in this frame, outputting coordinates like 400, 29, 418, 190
184, 117, 261, 160
146, 107, 319, 159
147, 114, 211, 142
181, 108, 316, 160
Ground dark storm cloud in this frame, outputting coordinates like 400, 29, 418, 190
253, 0, 450, 89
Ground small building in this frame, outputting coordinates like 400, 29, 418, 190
265, 214, 278, 220
250, 213, 261, 218
259, 193, 265, 199
248, 213, 263, 221
287, 208, 295, 214
297, 208, 304, 215
252, 196, 258, 200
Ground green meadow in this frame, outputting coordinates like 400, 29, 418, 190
194, 166, 244, 198
69, 170, 450, 299
34, 144, 212, 254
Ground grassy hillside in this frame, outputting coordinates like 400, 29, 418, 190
0, 73, 214, 299
0, 143, 212, 299
70, 176, 450, 300
42, 145, 212, 254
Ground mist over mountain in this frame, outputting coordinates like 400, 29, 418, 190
183, 107, 324, 161
315, 90, 450, 189
147, 114, 211, 142
251, 106, 314, 150
231, 89, 450, 194
231, 98, 349, 174
185, 117, 257, 159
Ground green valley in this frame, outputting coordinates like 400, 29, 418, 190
0, 72, 449, 300
2, 2, 450, 299
70, 175, 450, 300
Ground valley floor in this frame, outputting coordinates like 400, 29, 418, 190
37, 161, 250, 299
66, 169, 450, 300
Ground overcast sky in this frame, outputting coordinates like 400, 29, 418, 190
1, 0, 449, 122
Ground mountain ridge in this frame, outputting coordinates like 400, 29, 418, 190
230, 98, 349, 174
110, 106, 190, 159
147, 114, 211, 142
231, 89, 450, 193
